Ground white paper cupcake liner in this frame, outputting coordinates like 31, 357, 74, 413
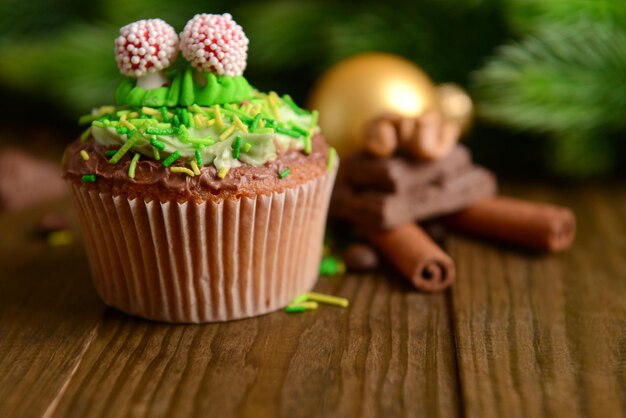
69, 169, 336, 323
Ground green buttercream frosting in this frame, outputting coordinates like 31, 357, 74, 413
115, 68, 254, 108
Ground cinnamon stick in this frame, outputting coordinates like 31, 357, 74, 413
442, 197, 576, 252
361, 223, 455, 292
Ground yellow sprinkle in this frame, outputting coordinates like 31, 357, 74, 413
119, 113, 127, 123
305, 292, 349, 308
268, 91, 283, 122
170, 167, 195, 176
213, 104, 224, 129
96, 105, 116, 116
219, 125, 235, 141
233, 115, 249, 133
194, 114, 206, 128
218, 167, 229, 179
248, 105, 260, 116
259, 119, 265, 128
128, 111, 139, 119
80, 126, 92, 142
80, 150, 90, 161
206, 118, 216, 127
190, 160, 201, 175
141, 107, 160, 116
299, 301, 319, 310
47, 230, 74, 247
120, 120, 136, 131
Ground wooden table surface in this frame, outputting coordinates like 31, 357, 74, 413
1, 183, 625, 418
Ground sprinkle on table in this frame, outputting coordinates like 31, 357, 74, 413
306, 292, 349, 308
80, 150, 90, 161
81, 174, 96, 183
162, 150, 181, 167
47, 230, 75, 247
284, 301, 319, 313
128, 153, 140, 179
279, 168, 291, 179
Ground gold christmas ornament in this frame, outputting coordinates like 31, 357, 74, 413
308, 53, 437, 157
436, 83, 474, 133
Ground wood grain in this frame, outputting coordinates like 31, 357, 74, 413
49, 274, 460, 418
449, 184, 626, 418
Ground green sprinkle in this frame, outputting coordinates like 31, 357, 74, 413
195, 150, 203, 166
242, 142, 252, 153
80, 127, 92, 142
304, 136, 312, 155
275, 126, 301, 138
180, 108, 190, 127
172, 114, 180, 127
289, 123, 309, 137
162, 150, 181, 167
92, 121, 105, 128
105, 149, 118, 158
327, 147, 336, 171
319, 256, 345, 275
159, 107, 170, 123
115, 126, 129, 135
127, 129, 137, 139
178, 124, 190, 142
128, 153, 140, 179
290, 294, 309, 304
232, 135, 242, 159
279, 168, 291, 179
146, 127, 177, 135
153, 147, 160, 160
249, 113, 262, 131
285, 305, 306, 313
81, 174, 96, 183
264, 119, 278, 128
78, 114, 97, 125
150, 137, 166, 150
282, 94, 307, 115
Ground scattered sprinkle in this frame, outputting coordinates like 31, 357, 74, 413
190, 160, 201, 175
275, 126, 302, 138
80, 150, 90, 161
116, 126, 129, 135
289, 124, 309, 137
306, 292, 349, 308
150, 137, 166, 150
172, 114, 180, 127
279, 168, 291, 179
105, 149, 118, 158
233, 115, 249, 133
268, 91, 283, 122
142, 107, 160, 116
162, 151, 181, 167
109, 132, 139, 164
170, 166, 195, 176
119, 119, 136, 131
304, 136, 312, 155
195, 149, 203, 166
153, 147, 160, 160
218, 167, 229, 179
47, 230, 74, 247
319, 256, 346, 275
249, 113, 262, 131
290, 294, 309, 304
232, 135, 242, 159
327, 147, 337, 171
128, 153, 140, 178
242, 142, 252, 153
146, 127, 177, 135
180, 108, 190, 126
80, 127, 92, 142
219, 125, 235, 141
81, 174, 96, 183
160, 107, 170, 122
285, 301, 319, 313
213, 104, 224, 129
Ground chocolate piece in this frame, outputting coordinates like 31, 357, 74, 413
0, 148, 66, 211
331, 166, 497, 230
344, 243, 378, 271
343, 145, 472, 193
364, 119, 397, 158
406, 110, 460, 161
441, 197, 576, 253
361, 223, 455, 292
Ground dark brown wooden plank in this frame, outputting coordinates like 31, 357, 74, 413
51, 273, 460, 418
449, 184, 626, 418
0, 201, 105, 418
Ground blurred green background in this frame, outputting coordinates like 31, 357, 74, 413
1, 0, 626, 178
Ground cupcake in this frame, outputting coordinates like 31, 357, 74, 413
63, 14, 338, 323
